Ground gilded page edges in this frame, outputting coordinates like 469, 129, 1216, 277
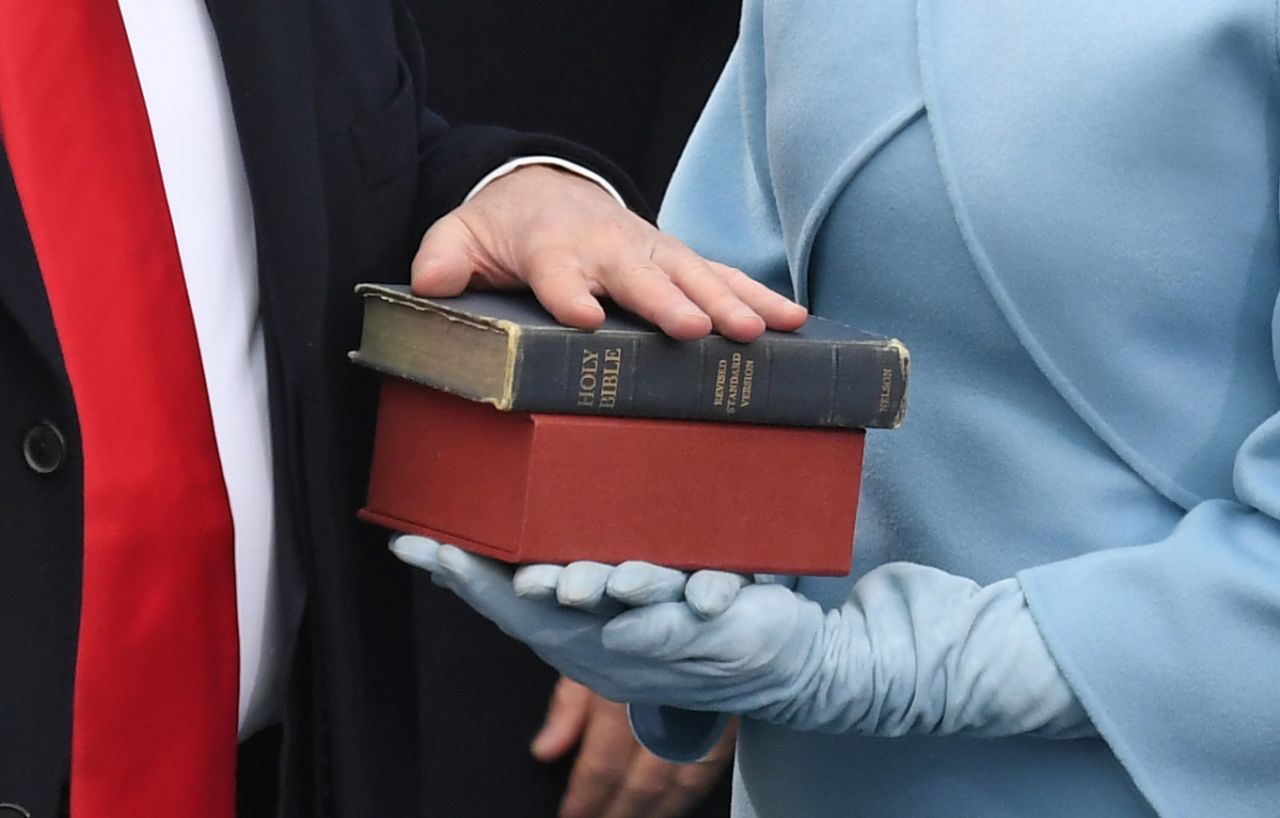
494, 319, 522, 411
886, 337, 910, 429
353, 283, 518, 407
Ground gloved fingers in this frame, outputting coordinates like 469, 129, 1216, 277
606, 561, 690, 606
397, 543, 675, 705
434, 546, 618, 660
518, 561, 689, 613
513, 563, 564, 602
391, 534, 521, 616
389, 534, 442, 573
557, 561, 626, 616
752, 572, 801, 591
401, 542, 547, 639
433, 543, 518, 601
684, 571, 750, 619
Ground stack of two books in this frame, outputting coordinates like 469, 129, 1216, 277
351, 284, 909, 576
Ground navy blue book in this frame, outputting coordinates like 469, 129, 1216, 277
350, 283, 909, 429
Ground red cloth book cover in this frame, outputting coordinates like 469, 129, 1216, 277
361, 378, 865, 576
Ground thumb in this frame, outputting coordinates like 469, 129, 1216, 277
411, 214, 479, 296
531, 676, 593, 762
388, 535, 441, 573
685, 571, 750, 619
602, 602, 704, 659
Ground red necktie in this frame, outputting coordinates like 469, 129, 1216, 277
0, 4, 240, 816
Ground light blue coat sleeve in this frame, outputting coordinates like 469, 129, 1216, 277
1019, 426, 1280, 816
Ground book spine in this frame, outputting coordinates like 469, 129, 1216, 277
509, 329, 908, 429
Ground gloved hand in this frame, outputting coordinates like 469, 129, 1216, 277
391, 536, 819, 710
391, 536, 1093, 738
390, 536, 704, 704
513, 560, 750, 617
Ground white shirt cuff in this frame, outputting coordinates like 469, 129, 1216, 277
464, 155, 628, 207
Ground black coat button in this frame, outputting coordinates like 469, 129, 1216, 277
0, 803, 32, 817
23, 421, 67, 475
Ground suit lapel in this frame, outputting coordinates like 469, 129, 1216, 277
200, 0, 323, 694
202, 0, 329, 393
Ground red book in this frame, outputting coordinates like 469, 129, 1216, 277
361, 378, 865, 576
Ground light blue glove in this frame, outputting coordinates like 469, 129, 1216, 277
391, 536, 1093, 738
389, 536, 693, 701
392, 537, 825, 711
513, 560, 750, 617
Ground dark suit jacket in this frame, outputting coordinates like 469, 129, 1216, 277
410, 0, 741, 211
0, 3, 637, 816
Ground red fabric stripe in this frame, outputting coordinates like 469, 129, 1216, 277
0, 5, 239, 816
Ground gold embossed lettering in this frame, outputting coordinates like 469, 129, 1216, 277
726, 352, 742, 414
600, 348, 622, 409
741, 359, 755, 408
578, 349, 601, 406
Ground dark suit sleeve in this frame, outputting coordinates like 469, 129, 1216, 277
414, 118, 653, 226
391, 4, 652, 233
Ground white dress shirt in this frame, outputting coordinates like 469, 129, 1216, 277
116, 0, 622, 738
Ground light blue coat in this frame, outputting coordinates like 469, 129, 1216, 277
654, 0, 1280, 815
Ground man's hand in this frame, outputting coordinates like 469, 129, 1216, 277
531, 677, 736, 818
411, 165, 807, 342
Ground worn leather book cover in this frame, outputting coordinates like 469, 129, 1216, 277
350, 283, 909, 429
360, 378, 865, 576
